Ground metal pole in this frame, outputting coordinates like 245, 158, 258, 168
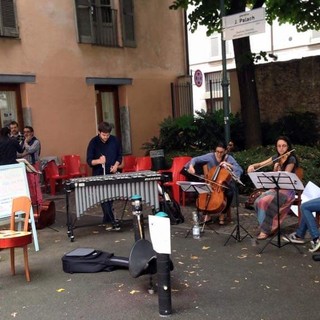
209, 79, 213, 112
220, 0, 230, 144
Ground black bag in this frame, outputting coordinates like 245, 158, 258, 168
62, 248, 129, 273
312, 254, 320, 261
159, 198, 184, 225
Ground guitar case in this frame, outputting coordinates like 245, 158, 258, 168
62, 248, 129, 273
33, 200, 56, 229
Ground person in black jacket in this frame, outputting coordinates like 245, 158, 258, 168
0, 126, 23, 165
86, 122, 122, 231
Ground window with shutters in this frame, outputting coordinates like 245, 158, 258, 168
75, 0, 135, 48
121, 0, 135, 47
0, 0, 19, 38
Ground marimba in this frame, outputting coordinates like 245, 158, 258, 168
65, 170, 162, 241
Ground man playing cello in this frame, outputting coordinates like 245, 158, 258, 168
183, 141, 243, 225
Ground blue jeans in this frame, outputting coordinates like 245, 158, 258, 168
295, 197, 320, 240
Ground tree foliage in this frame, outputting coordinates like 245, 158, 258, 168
170, 0, 320, 34
170, 0, 320, 148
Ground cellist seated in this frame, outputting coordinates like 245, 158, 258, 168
181, 142, 243, 225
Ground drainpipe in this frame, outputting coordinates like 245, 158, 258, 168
184, 10, 190, 76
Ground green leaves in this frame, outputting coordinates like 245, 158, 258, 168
170, 0, 320, 33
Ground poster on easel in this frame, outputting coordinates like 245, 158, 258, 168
0, 163, 39, 251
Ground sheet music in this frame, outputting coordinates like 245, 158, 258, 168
176, 181, 213, 194
291, 181, 320, 216
248, 171, 304, 191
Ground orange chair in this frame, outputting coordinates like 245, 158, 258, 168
61, 155, 88, 179
121, 155, 137, 172
43, 160, 68, 195
135, 156, 152, 171
0, 196, 33, 281
160, 156, 191, 205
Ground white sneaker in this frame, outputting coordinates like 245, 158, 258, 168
309, 238, 320, 253
282, 232, 305, 244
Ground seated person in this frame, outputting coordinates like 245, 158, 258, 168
283, 196, 320, 253
247, 136, 298, 240
183, 141, 243, 225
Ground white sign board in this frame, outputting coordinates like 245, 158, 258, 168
222, 7, 266, 40
0, 163, 39, 251
149, 215, 171, 254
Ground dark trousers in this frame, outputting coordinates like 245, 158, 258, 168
101, 201, 115, 223
223, 184, 234, 213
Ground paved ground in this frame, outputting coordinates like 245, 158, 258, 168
0, 192, 319, 320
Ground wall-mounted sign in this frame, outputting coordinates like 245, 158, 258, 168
194, 69, 203, 87
222, 7, 266, 40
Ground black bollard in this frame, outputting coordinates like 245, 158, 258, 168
157, 253, 172, 316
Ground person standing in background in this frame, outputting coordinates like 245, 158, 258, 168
9, 120, 24, 145
0, 126, 23, 165
20, 126, 43, 206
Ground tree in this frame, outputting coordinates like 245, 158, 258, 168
170, 0, 320, 148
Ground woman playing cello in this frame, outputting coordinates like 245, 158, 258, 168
247, 136, 299, 240
183, 141, 243, 224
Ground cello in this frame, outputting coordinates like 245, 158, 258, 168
196, 164, 232, 214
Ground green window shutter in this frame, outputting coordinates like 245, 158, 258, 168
0, 0, 19, 38
75, 0, 93, 43
121, 0, 135, 47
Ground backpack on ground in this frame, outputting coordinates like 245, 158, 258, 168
158, 184, 184, 225
159, 196, 184, 225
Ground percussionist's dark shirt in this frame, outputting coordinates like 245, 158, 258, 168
0, 137, 23, 165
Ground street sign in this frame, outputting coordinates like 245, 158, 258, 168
222, 7, 265, 40
194, 69, 203, 87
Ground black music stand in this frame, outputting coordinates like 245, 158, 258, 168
177, 181, 217, 237
224, 178, 253, 245
248, 171, 304, 254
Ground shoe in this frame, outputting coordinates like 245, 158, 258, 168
219, 214, 225, 225
282, 232, 305, 244
105, 223, 113, 231
309, 238, 320, 253
257, 232, 269, 240
113, 220, 121, 231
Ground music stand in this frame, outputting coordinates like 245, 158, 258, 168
248, 171, 304, 253
224, 178, 253, 245
177, 181, 217, 237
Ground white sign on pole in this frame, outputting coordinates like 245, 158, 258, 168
222, 7, 266, 40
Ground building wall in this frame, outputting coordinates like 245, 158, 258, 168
187, 12, 320, 116
0, 0, 187, 160
255, 56, 320, 123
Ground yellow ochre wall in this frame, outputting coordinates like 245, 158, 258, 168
0, 0, 187, 161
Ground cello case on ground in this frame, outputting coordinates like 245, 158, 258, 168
33, 200, 56, 229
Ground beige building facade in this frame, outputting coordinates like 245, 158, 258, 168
0, 0, 188, 162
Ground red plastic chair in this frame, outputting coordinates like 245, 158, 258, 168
121, 155, 137, 172
161, 156, 191, 205
61, 155, 88, 179
43, 160, 68, 195
0, 196, 33, 281
135, 156, 152, 171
